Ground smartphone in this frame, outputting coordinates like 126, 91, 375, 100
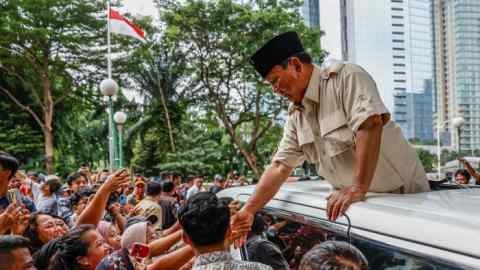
129, 242, 150, 258
7, 188, 22, 205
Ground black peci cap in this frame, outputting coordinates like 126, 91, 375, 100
249, 31, 305, 78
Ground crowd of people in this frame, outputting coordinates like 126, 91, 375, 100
0, 151, 368, 270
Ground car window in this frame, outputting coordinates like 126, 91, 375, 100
244, 209, 466, 270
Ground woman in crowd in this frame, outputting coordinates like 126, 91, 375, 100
48, 224, 110, 270
97, 220, 121, 250
23, 212, 68, 253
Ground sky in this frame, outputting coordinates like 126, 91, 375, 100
122, 0, 158, 17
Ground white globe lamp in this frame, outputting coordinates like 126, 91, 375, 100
100, 78, 119, 97
114, 111, 127, 125
452, 117, 465, 128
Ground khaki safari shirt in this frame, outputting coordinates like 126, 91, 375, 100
273, 63, 430, 193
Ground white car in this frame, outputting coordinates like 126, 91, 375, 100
218, 180, 480, 269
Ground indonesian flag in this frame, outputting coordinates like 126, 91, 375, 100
109, 8, 146, 43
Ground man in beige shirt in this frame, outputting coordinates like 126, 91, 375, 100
232, 32, 430, 237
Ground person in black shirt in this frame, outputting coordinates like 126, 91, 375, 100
246, 214, 289, 270
209, 174, 226, 194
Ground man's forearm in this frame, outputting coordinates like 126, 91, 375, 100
76, 185, 109, 227
243, 162, 293, 214
354, 116, 384, 191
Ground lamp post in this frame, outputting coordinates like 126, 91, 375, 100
437, 116, 464, 180
114, 111, 127, 168
100, 78, 118, 172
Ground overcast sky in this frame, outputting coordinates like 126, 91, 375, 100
122, 0, 158, 17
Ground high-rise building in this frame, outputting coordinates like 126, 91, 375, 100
405, 80, 434, 141
433, 0, 480, 150
301, 0, 320, 28
320, 0, 434, 141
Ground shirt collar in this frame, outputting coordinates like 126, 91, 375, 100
303, 64, 322, 103
194, 251, 232, 267
287, 63, 345, 115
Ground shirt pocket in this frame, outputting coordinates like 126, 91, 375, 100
320, 109, 355, 157
297, 126, 318, 163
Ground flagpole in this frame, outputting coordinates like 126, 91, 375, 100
107, 0, 112, 79
106, 0, 115, 172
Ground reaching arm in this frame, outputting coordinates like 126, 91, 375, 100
76, 170, 130, 227
149, 230, 182, 257
147, 246, 194, 270
459, 158, 480, 184
243, 162, 293, 215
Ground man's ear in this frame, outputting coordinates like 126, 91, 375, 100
291, 57, 303, 72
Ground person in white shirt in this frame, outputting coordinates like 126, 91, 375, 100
186, 176, 204, 199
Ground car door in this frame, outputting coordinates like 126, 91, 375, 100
235, 196, 478, 270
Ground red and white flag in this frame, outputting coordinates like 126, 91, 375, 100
109, 8, 146, 43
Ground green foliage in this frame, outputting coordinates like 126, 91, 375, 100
161, 0, 323, 176
415, 148, 436, 172
0, 99, 43, 169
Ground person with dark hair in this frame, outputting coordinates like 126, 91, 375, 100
37, 177, 62, 216
299, 241, 368, 270
457, 158, 480, 185
232, 32, 431, 238
0, 235, 35, 270
33, 237, 63, 270
48, 224, 109, 270
66, 172, 88, 193
209, 174, 227, 194
127, 177, 145, 206
66, 187, 95, 227
246, 214, 289, 270
186, 176, 204, 199
454, 168, 471, 185
159, 180, 178, 230
0, 152, 20, 213
179, 192, 272, 270
57, 172, 88, 221
132, 181, 163, 231
23, 212, 67, 253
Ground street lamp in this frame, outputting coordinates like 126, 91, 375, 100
114, 111, 127, 168
100, 78, 118, 172
437, 116, 464, 180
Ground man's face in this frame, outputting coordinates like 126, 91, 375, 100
265, 58, 309, 103
456, 174, 469, 185
10, 248, 36, 270
70, 176, 87, 193
135, 183, 145, 195
9, 178, 21, 189
195, 178, 203, 188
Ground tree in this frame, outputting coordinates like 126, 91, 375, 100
415, 148, 436, 172
163, 0, 323, 177
0, 0, 106, 173
0, 75, 43, 168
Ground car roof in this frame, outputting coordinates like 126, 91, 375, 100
218, 180, 480, 258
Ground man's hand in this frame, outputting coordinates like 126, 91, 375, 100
230, 210, 254, 248
326, 186, 366, 221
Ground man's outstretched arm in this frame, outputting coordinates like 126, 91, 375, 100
230, 162, 293, 243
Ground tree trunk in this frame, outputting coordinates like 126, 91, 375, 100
215, 102, 261, 177
42, 71, 55, 174
157, 72, 176, 152
44, 129, 54, 174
